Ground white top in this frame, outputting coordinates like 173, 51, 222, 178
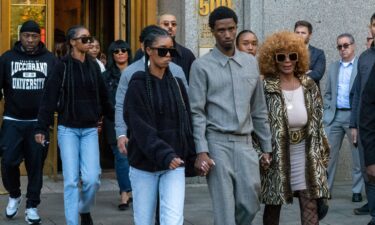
96, 58, 106, 73
282, 86, 308, 130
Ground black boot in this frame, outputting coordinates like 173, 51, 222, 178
80, 212, 93, 225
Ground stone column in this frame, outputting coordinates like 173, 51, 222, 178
243, 0, 264, 40
184, 0, 200, 56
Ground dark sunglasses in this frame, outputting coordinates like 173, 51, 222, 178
150, 47, 178, 57
275, 52, 298, 63
113, 48, 128, 54
337, 43, 352, 50
73, 36, 94, 44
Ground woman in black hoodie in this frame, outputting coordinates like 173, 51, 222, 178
34, 25, 113, 225
123, 27, 195, 225
102, 40, 133, 210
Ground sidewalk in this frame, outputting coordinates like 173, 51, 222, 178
0, 174, 371, 225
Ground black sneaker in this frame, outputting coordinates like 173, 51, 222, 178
80, 212, 93, 225
354, 203, 370, 215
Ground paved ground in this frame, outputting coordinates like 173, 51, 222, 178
0, 174, 372, 225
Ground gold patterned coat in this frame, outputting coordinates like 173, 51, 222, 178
261, 74, 330, 205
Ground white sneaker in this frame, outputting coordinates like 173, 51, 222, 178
25, 208, 41, 224
5, 196, 21, 219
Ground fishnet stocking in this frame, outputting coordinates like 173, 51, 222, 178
298, 191, 319, 225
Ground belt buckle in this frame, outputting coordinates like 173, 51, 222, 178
290, 129, 305, 145
290, 131, 301, 144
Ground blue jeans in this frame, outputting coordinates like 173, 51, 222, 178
129, 166, 185, 225
111, 145, 131, 193
58, 126, 101, 225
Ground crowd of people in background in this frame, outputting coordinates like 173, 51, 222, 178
0, 5, 375, 225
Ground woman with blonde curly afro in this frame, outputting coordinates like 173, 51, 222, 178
258, 31, 330, 225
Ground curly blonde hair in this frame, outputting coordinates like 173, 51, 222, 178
258, 31, 309, 78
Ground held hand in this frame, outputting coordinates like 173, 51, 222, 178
260, 153, 272, 170
367, 165, 375, 184
117, 136, 128, 155
35, 133, 45, 145
169, 157, 184, 170
194, 152, 215, 176
351, 128, 358, 147
97, 117, 103, 133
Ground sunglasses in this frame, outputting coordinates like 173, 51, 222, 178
113, 48, 128, 54
73, 36, 94, 44
150, 47, 178, 57
337, 43, 352, 50
275, 52, 298, 63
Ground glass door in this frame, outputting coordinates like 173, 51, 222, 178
10, 0, 47, 47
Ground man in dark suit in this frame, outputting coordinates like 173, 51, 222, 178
352, 12, 375, 225
359, 62, 375, 225
294, 20, 326, 87
367, 30, 374, 49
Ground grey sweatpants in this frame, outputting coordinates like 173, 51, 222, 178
206, 132, 261, 225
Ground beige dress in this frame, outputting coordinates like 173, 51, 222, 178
282, 86, 308, 191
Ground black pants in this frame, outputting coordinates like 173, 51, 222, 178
0, 120, 48, 208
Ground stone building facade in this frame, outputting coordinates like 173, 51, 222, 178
158, 0, 375, 182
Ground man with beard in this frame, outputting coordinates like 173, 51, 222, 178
0, 20, 57, 224
188, 6, 272, 225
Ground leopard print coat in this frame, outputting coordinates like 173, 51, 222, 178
261, 74, 330, 205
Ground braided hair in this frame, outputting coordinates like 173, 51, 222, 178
142, 27, 169, 112
143, 27, 193, 154
63, 25, 99, 119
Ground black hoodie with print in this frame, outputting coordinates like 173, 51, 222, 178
0, 41, 58, 120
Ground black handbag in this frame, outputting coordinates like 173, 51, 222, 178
317, 197, 329, 220
56, 63, 66, 112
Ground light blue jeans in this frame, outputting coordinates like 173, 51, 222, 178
58, 126, 101, 225
129, 166, 185, 225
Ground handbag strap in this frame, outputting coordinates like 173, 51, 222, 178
61, 63, 66, 89
173, 77, 186, 109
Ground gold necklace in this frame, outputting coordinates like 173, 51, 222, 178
282, 78, 295, 110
